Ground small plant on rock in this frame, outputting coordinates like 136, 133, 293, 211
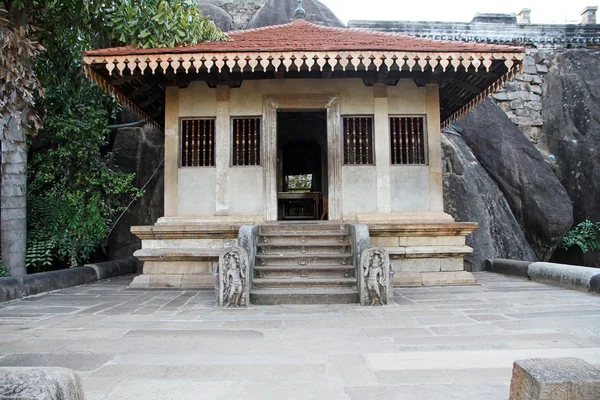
560, 220, 600, 253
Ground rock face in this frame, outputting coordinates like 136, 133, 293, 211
543, 50, 600, 227
198, 3, 234, 31
198, 0, 266, 30
106, 124, 164, 261
442, 133, 537, 271
247, 0, 344, 29
456, 99, 573, 261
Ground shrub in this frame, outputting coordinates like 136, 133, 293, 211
560, 220, 600, 254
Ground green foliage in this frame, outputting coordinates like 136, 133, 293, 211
560, 220, 600, 254
104, 0, 227, 48
26, 20, 142, 268
0, 258, 8, 277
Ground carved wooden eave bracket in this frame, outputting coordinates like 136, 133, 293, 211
83, 49, 524, 127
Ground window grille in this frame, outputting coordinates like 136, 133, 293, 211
181, 118, 215, 167
389, 116, 426, 165
232, 117, 261, 166
343, 116, 374, 165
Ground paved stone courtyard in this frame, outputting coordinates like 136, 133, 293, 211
0, 272, 599, 399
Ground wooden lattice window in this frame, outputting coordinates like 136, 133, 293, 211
232, 117, 261, 166
343, 116, 374, 165
390, 116, 426, 165
181, 118, 215, 167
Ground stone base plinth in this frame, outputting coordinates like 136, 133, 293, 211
395, 271, 477, 286
368, 220, 479, 286
130, 273, 215, 289
130, 222, 240, 290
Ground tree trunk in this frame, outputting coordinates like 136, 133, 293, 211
1, 110, 27, 277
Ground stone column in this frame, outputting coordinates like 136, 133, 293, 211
426, 84, 444, 212
215, 85, 231, 215
164, 87, 179, 217
373, 84, 391, 213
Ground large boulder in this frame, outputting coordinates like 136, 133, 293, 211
456, 99, 573, 260
198, 0, 266, 30
198, 3, 233, 32
442, 132, 537, 271
543, 51, 600, 226
0, 367, 84, 400
106, 124, 164, 261
247, 0, 344, 29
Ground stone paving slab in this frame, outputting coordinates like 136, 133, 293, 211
0, 272, 598, 399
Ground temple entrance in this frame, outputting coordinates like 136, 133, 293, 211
276, 111, 328, 221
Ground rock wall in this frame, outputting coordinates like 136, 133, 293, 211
106, 124, 164, 261
198, 0, 266, 31
197, 0, 343, 31
442, 133, 537, 271
350, 16, 600, 266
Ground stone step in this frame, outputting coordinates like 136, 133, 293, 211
257, 243, 351, 255
259, 223, 346, 234
253, 277, 357, 289
250, 289, 359, 305
256, 254, 352, 266
258, 233, 349, 245
254, 265, 355, 279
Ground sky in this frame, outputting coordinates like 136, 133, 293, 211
320, 0, 598, 24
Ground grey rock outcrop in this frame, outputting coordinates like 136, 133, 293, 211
455, 99, 573, 261
106, 124, 164, 261
198, 3, 233, 31
198, 0, 266, 30
0, 367, 84, 400
442, 133, 537, 271
247, 0, 344, 29
543, 50, 600, 226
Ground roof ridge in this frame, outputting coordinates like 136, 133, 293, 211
225, 19, 522, 52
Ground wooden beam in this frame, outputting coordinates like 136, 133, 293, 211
140, 93, 164, 108
448, 79, 481, 94
111, 75, 143, 85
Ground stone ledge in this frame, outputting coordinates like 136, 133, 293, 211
368, 221, 478, 237
133, 248, 222, 262
387, 245, 473, 259
528, 262, 600, 294
509, 358, 600, 400
129, 273, 215, 289
485, 258, 532, 278
394, 271, 477, 286
0, 367, 84, 400
0, 258, 139, 303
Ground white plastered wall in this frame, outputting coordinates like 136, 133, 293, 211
173, 78, 435, 218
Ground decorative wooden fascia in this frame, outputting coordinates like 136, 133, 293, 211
83, 50, 524, 125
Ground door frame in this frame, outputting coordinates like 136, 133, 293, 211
262, 94, 342, 222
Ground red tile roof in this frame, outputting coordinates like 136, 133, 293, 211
84, 19, 522, 57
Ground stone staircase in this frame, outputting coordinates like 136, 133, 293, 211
250, 223, 359, 304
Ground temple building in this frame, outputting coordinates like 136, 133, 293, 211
83, 5, 524, 303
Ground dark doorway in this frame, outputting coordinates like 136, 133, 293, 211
277, 111, 328, 220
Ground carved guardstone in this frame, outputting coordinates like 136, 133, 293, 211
359, 246, 394, 306
217, 245, 250, 307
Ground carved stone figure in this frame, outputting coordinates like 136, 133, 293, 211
218, 245, 250, 307
359, 246, 393, 306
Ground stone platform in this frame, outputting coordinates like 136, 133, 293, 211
2, 272, 599, 399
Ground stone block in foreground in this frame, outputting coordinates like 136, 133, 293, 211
509, 358, 600, 400
0, 367, 84, 399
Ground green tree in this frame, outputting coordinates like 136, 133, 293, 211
0, 0, 227, 275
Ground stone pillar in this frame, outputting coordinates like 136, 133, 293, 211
517, 8, 531, 24
164, 87, 179, 217
426, 84, 443, 212
581, 6, 597, 24
215, 85, 231, 215
373, 84, 391, 213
